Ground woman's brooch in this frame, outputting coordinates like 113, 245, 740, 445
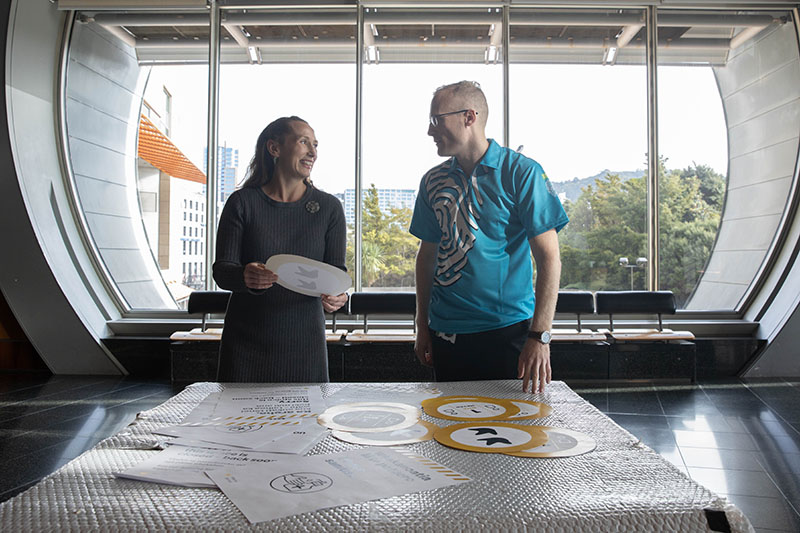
305, 200, 320, 214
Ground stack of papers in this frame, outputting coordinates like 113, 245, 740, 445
207, 447, 469, 523
153, 385, 327, 452
114, 384, 470, 524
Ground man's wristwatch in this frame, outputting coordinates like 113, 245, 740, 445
527, 330, 552, 345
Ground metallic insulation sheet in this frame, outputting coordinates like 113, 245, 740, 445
0, 380, 753, 532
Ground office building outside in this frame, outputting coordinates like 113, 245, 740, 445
342, 188, 417, 226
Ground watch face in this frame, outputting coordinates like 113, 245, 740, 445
540, 331, 552, 344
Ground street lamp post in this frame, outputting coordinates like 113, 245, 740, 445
619, 257, 648, 290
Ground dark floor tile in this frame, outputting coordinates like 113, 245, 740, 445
0, 380, 143, 423
749, 432, 800, 457
657, 388, 723, 418
622, 426, 679, 450
756, 451, 800, 476
0, 442, 86, 495
606, 391, 663, 416
680, 447, 765, 471
0, 430, 82, 462
607, 412, 672, 430
763, 469, 800, 511
745, 382, 800, 420
0, 374, 54, 395
673, 429, 760, 451
0, 479, 39, 503
0, 376, 115, 405
577, 392, 608, 413
723, 416, 800, 438
666, 415, 747, 433
688, 467, 784, 498
719, 493, 800, 532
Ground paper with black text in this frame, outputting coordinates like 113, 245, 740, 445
114, 445, 285, 488
206, 448, 470, 524
181, 385, 326, 425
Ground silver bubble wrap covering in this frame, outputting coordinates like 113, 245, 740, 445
0, 380, 753, 532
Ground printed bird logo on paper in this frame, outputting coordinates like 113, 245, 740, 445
468, 427, 512, 446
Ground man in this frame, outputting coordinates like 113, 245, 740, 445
410, 81, 568, 394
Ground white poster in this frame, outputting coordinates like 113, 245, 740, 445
168, 422, 328, 455
114, 445, 286, 488
154, 419, 309, 449
182, 386, 327, 425
206, 448, 470, 524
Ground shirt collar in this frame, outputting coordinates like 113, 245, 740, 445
448, 138, 502, 175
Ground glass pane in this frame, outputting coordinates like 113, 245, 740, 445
510, 8, 648, 292
361, 7, 503, 290
65, 10, 209, 309
658, 9, 799, 310
217, 7, 357, 290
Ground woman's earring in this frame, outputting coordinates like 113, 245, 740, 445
272, 155, 278, 166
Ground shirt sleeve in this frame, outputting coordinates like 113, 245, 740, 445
409, 176, 442, 243
514, 158, 569, 239
213, 192, 258, 293
324, 196, 348, 273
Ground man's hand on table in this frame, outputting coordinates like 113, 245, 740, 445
518, 339, 552, 394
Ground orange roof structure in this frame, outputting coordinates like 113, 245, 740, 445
138, 115, 206, 184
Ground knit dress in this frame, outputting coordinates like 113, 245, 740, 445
212, 185, 347, 383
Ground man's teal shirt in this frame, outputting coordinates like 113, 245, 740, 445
410, 139, 569, 334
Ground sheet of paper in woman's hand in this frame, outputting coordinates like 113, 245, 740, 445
265, 254, 351, 297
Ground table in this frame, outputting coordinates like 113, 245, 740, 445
0, 380, 752, 532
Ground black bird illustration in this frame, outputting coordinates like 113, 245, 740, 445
479, 437, 513, 446
468, 428, 498, 436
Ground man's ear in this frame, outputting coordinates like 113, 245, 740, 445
464, 109, 478, 127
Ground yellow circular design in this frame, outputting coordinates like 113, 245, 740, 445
505, 427, 596, 458
422, 396, 521, 421
434, 422, 548, 453
505, 400, 553, 420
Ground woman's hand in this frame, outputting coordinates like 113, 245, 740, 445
321, 293, 347, 313
243, 262, 278, 290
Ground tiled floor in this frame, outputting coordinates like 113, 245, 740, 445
0, 373, 175, 502
574, 378, 800, 533
1, 374, 800, 531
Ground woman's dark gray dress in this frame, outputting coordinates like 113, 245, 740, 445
212, 185, 346, 382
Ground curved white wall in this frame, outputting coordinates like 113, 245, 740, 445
688, 21, 800, 311
1, 1, 123, 374
66, 19, 176, 309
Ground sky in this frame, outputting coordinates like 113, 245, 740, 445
146, 62, 728, 195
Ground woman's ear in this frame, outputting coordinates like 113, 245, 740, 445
266, 139, 280, 158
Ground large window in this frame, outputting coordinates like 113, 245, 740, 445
62, 3, 800, 315
218, 7, 357, 292
510, 8, 648, 293
360, 7, 503, 290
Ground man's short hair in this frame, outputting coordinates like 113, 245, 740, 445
434, 81, 489, 125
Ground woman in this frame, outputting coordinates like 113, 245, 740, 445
213, 116, 348, 382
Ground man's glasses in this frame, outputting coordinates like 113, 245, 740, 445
429, 109, 476, 127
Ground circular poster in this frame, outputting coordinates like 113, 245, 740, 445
265, 254, 351, 297
506, 427, 596, 458
434, 422, 548, 453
